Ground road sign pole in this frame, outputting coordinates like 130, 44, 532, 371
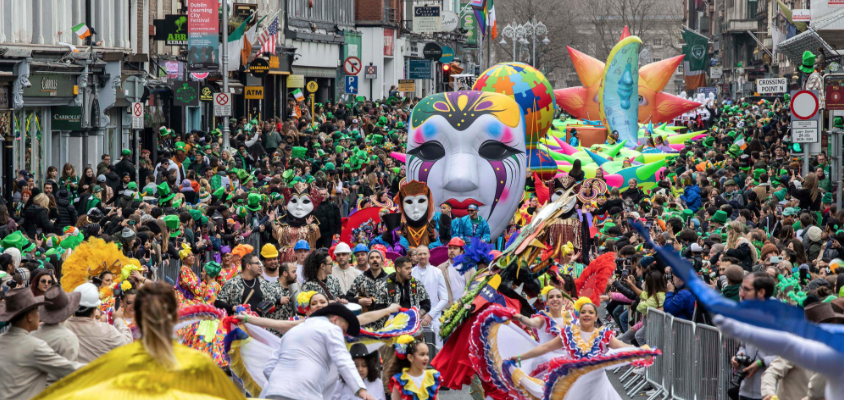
222, 2, 230, 152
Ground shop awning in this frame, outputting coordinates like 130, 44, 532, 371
778, 8, 844, 66
269, 70, 290, 75
291, 66, 337, 79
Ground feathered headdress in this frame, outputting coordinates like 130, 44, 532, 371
452, 237, 495, 274
61, 238, 131, 292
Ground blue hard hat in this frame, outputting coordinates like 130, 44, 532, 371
294, 240, 310, 251
353, 244, 369, 254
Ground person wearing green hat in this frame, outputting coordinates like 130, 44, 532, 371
728, 145, 741, 157
245, 193, 263, 212
799, 50, 816, 74
163, 215, 181, 237
710, 210, 729, 226
157, 182, 176, 204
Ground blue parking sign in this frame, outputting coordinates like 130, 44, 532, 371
345, 76, 358, 94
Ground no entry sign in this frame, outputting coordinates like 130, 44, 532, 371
131, 102, 143, 129
214, 93, 231, 117
790, 90, 820, 143
344, 57, 361, 75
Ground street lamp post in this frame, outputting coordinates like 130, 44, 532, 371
522, 16, 548, 66
500, 23, 527, 62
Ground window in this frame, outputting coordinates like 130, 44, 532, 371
653, 38, 663, 47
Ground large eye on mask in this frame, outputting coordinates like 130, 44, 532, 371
408, 142, 445, 161
551, 189, 565, 201
478, 140, 522, 161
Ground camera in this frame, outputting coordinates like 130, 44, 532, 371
615, 257, 628, 276
731, 354, 754, 386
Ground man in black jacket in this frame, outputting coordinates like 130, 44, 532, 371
313, 187, 341, 249
115, 149, 135, 179
54, 189, 78, 233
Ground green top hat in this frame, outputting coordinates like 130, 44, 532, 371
753, 168, 766, 180
774, 188, 787, 201
376, 116, 388, 126
163, 215, 181, 237
703, 136, 715, 148
236, 169, 250, 181
323, 162, 335, 171
246, 193, 262, 212
282, 170, 294, 182
371, 134, 384, 145
210, 128, 221, 136
335, 145, 344, 154
799, 51, 816, 74
600, 222, 617, 234
174, 142, 186, 152
157, 182, 175, 203
711, 210, 729, 224
189, 209, 203, 222
835, 117, 844, 128
212, 187, 226, 199
395, 121, 406, 129
728, 145, 741, 157
172, 198, 183, 208
682, 208, 694, 221
292, 146, 308, 159
159, 126, 172, 136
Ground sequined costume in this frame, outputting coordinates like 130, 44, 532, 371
274, 182, 323, 263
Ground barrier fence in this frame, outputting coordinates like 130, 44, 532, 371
615, 308, 739, 400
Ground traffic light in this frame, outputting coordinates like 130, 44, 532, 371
442, 64, 450, 72
791, 142, 802, 153
441, 63, 452, 92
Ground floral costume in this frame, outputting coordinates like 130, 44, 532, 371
174, 265, 229, 367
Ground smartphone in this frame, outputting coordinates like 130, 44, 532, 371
769, 256, 782, 264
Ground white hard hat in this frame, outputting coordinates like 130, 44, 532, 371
334, 242, 352, 254
74, 283, 102, 309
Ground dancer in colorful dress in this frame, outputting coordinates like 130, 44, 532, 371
386, 335, 442, 400
176, 260, 229, 367
514, 287, 575, 354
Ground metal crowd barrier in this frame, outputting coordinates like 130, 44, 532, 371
612, 308, 739, 400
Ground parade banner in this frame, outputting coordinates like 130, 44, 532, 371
187, 0, 219, 71
682, 28, 709, 91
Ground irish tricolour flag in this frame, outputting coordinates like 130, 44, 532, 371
292, 89, 305, 102
72, 23, 91, 40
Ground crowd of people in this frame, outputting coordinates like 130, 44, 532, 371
0, 89, 841, 400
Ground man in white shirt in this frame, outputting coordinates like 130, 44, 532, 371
331, 242, 361, 294
261, 304, 376, 400
437, 237, 474, 308
411, 245, 448, 347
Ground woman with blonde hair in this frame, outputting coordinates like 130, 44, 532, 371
34, 282, 245, 400
789, 172, 821, 211
22, 193, 55, 238
725, 221, 757, 270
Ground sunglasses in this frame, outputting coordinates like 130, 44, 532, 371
40, 279, 53, 285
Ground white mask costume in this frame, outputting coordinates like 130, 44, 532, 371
406, 91, 527, 240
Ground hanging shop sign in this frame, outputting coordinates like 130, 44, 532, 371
250, 58, 270, 78
187, 0, 219, 71
153, 14, 189, 46
23, 74, 76, 98
172, 80, 200, 107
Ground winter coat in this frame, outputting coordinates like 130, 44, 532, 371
114, 158, 135, 179
788, 182, 821, 212
679, 184, 702, 212
55, 195, 78, 233
726, 239, 757, 271
22, 205, 54, 238
664, 285, 696, 320
453, 215, 491, 243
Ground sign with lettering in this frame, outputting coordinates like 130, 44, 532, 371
398, 79, 415, 92
214, 93, 231, 116
793, 9, 811, 22
199, 85, 214, 102
413, 5, 442, 33
153, 15, 189, 46
51, 106, 83, 130
790, 90, 820, 143
287, 75, 305, 88
756, 78, 787, 94
23, 74, 75, 98
407, 59, 432, 80
187, 0, 219, 71
245, 86, 264, 99
250, 58, 270, 78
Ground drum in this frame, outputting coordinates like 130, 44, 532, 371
345, 302, 363, 315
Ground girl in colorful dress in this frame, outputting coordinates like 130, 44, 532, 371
386, 335, 441, 400
507, 298, 646, 400
177, 261, 229, 367
218, 246, 238, 283
513, 287, 575, 358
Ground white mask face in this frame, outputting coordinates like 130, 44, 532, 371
402, 194, 429, 222
551, 189, 565, 203
287, 195, 314, 218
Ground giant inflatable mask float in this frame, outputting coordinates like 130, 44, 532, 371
407, 91, 527, 240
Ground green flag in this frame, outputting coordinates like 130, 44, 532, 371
681, 28, 710, 91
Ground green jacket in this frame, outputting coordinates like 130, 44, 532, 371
721, 284, 740, 302
266, 130, 283, 150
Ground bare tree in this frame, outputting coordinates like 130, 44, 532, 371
587, 0, 683, 59
491, 0, 587, 85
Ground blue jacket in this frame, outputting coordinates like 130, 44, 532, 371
569, 136, 579, 147
453, 215, 491, 243
664, 286, 696, 320
679, 184, 701, 212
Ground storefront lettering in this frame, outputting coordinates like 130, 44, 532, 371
41, 77, 58, 91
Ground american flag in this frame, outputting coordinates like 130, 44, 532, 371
258, 15, 278, 55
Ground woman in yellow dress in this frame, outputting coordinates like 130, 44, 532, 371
34, 282, 245, 400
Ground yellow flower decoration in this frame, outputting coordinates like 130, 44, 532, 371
120, 280, 133, 291
120, 262, 141, 281
396, 334, 415, 345
296, 291, 318, 314
574, 296, 593, 313
178, 243, 193, 261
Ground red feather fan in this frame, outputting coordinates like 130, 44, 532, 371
534, 172, 550, 205
575, 252, 616, 305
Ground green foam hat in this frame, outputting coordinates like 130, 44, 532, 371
822, 193, 833, 203
711, 210, 729, 224
174, 142, 186, 152
835, 117, 844, 128
246, 193, 262, 212
291, 146, 308, 159
189, 209, 203, 221
157, 182, 175, 203
163, 215, 181, 237
799, 51, 816, 74
774, 189, 787, 201
1, 231, 31, 252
